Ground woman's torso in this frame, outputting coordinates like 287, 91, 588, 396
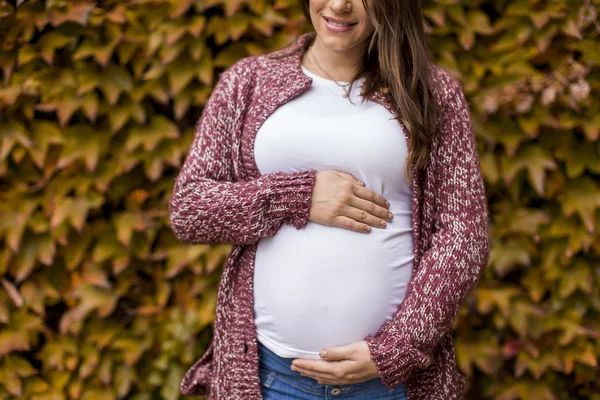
252, 65, 414, 359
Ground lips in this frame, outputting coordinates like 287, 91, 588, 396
323, 16, 358, 27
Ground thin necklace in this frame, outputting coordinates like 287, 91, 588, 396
307, 48, 354, 98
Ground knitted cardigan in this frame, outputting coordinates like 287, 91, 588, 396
169, 31, 490, 400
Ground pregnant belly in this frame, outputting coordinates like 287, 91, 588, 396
253, 219, 414, 358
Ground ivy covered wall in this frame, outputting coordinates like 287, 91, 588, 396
0, 0, 598, 399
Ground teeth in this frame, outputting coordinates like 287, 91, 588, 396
326, 18, 353, 27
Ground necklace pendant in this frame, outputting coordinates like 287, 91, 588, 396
342, 91, 349, 98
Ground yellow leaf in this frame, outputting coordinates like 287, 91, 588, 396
560, 177, 600, 233
99, 65, 132, 105
1, 278, 23, 308
170, 0, 195, 18
29, 120, 64, 169
229, 13, 250, 40
224, 0, 245, 17
188, 15, 206, 38
558, 260, 593, 299
167, 55, 197, 94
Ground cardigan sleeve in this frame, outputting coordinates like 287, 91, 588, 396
363, 81, 490, 389
168, 60, 317, 245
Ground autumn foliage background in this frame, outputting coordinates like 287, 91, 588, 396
0, 0, 599, 399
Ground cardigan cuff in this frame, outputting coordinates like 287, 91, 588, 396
364, 330, 432, 390
266, 169, 317, 229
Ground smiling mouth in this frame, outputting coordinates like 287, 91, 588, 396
323, 16, 358, 27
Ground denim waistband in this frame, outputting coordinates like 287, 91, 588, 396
257, 340, 406, 397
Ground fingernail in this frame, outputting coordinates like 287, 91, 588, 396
319, 350, 327, 359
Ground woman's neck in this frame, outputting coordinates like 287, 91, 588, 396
302, 35, 366, 82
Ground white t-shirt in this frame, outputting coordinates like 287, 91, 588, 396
252, 65, 414, 359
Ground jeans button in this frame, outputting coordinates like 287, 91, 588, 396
331, 387, 342, 395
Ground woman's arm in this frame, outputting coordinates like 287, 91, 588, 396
363, 81, 491, 389
169, 59, 317, 245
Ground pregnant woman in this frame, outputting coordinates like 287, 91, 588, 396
169, 0, 490, 399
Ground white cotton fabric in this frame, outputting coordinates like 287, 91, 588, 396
252, 65, 414, 359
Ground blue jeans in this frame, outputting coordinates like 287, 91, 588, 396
258, 341, 407, 399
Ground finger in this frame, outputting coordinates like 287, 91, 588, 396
353, 186, 390, 209
337, 172, 365, 186
342, 204, 389, 229
293, 365, 363, 386
292, 360, 338, 376
319, 345, 355, 362
332, 215, 372, 233
293, 366, 337, 382
348, 196, 393, 223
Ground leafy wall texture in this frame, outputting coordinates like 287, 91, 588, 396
0, 0, 598, 399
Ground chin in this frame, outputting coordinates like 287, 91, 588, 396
318, 33, 362, 52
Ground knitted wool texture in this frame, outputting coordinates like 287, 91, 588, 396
169, 32, 490, 400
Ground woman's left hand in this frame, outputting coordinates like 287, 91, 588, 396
291, 340, 380, 385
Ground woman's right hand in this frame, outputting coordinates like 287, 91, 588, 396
307, 170, 393, 233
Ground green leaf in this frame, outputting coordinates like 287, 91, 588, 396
198, 52, 214, 85
581, 113, 600, 141
522, 268, 548, 303
515, 350, 562, 379
92, 234, 127, 263
28, 121, 64, 169
125, 116, 180, 153
112, 211, 145, 246
489, 237, 534, 277
20, 277, 60, 316
559, 177, 600, 233
558, 260, 593, 299
214, 42, 247, 69
160, 364, 185, 400
229, 13, 251, 40
507, 300, 546, 337
165, 244, 210, 278
477, 286, 521, 316
107, 98, 146, 133
170, 0, 196, 18
0, 120, 33, 162
455, 336, 502, 376
501, 144, 557, 196
224, 0, 246, 17
188, 15, 206, 37
112, 336, 151, 367
547, 216, 595, 257
80, 387, 115, 400
38, 31, 74, 64
166, 55, 197, 94
578, 39, 600, 64
479, 152, 500, 184
113, 364, 135, 398
163, 22, 188, 46
56, 125, 110, 172
554, 135, 600, 178
496, 207, 550, 237
14, 233, 56, 282
99, 65, 133, 106
0, 309, 43, 355
78, 344, 100, 380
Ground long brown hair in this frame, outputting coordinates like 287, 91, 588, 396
298, 0, 441, 177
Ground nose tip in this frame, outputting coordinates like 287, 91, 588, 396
330, 0, 352, 12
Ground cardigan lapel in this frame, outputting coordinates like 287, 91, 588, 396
240, 37, 314, 182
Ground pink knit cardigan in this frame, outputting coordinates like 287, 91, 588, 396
169, 31, 490, 399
